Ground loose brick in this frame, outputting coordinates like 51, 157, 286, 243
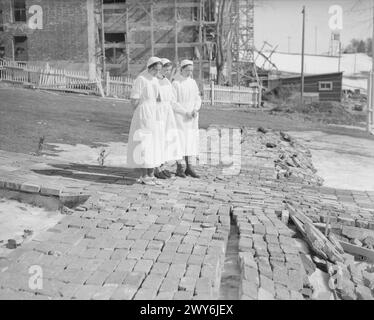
133, 288, 157, 300
116, 259, 137, 272
20, 182, 41, 193
241, 280, 258, 299
85, 271, 110, 286
174, 290, 194, 300
159, 277, 179, 293
124, 272, 146, 289
73, 284, 100, 300
111, 286, 137, 300
133, 259, 153, 274
141, 274, 163, 291
92, 285, 118, 300
179, 277, 197, 292
195, 277, 212, 295
105, 271, 129, 285
150, 262, 170, 276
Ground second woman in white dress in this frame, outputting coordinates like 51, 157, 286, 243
154, 58, 183, 179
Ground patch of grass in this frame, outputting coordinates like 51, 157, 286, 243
0, 86, 372, 154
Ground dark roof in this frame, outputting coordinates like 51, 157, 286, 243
280, 72, 343, 80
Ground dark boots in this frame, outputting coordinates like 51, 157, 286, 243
184, 156, 200, 178
154, 167, 168, 179
176, 162, 186, 178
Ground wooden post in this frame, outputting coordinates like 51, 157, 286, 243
87, 0, 96, 81
211, 80, 214, 106
301, 6, 306, 105
106, 71, 110, 96
101, 0, 106, 80
368, 0, 374, 135
126, 7, 130, 75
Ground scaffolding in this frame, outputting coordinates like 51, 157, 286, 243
230, 0, 259, 86
101, 0, 216, 80
101, 0, 259, 88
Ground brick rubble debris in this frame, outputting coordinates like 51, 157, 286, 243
0, 126, 373, 300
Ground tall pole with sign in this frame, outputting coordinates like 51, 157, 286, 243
369, 0, 374, 134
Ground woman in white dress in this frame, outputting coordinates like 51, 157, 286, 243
172, 59, 201, 178
126, 56, 163, 185
154, 58, 183, 179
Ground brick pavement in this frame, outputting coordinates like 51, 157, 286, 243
1, 127, 374, 300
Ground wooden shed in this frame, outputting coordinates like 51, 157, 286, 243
280, 72, 343, 102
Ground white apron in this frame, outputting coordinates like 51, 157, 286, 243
126, 71, 163, 168
158, 77, 183, 162
172, 75, 202, 157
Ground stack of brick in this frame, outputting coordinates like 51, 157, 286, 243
233, 206, 308, 300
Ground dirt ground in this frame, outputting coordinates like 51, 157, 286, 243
1, 85, 373, 155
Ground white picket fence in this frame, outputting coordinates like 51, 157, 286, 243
202, 82, 260, 107
0, 59, 104, 95
105, 72, 133, 99
0, 59, 260, 106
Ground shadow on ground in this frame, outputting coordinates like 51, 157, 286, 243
33, 163, 140, 185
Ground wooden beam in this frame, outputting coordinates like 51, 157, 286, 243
102, 3, 128, 10
129, 25, 173, 32
120, 42, 202, 49
101, 0, 106, 78
339, 241, 374, 263
87, 0, 96, 81
126, 6, 130, 75
104, 43, 127, 49
158, 2, 200, 8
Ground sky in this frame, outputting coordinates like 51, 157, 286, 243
254, 0, 373, 55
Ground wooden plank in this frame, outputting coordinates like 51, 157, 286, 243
104, 43, 127, 49
103, 3, 127, 10
339, 241, 374, 263
125, 6, 131, 75
287, 203, 314, 225
290, 214, 306, 236
157, 2, 200, 8
129, 25, 173, 32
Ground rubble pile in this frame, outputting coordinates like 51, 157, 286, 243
328, 259, 374, 300
244, 128, 324, 186
233, 128, 374, 300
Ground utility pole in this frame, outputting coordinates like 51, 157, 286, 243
314, 26, 318, 54
288, 36, 291, 53
301, 6, 306, 105
369, 0, 374, 134
372, 0, 374, 73
338, 41, 341, 72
